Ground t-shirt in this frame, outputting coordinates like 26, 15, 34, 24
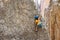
35, 20, 40, 25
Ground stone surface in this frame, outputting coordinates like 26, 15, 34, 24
0, 0, 49, 40
46, 0, 60, 40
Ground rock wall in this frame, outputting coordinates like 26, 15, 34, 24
0, 0, 49, 40
46, 0, 60, 40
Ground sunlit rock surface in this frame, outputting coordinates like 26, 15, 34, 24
45, 0, 60, 40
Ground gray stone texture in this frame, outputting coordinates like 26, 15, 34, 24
0, 0, 49, 40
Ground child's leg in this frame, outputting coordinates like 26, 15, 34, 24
35, 25, 38, 32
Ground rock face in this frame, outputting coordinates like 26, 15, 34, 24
46, 0, 60, 40
0, 0, 49, 40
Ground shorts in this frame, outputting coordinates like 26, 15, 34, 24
38, 23, 42, 28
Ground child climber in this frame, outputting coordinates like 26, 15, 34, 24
34, 15, 42, 32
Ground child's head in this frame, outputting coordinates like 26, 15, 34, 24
34, 15, 39, 20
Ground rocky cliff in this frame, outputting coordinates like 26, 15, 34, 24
45, 0, 60, 40
0, 0, 49, 40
